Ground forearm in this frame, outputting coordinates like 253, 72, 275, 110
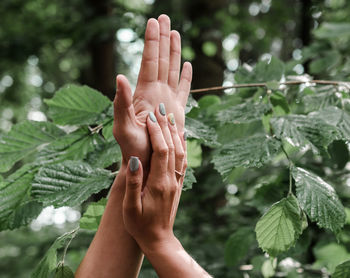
76, 167, 144, 278
141, 237, 212, 278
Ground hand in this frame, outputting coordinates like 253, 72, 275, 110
122, 107, 187, 252
113, 14, 192, 169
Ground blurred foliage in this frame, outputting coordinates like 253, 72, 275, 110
1, 0, 350, 278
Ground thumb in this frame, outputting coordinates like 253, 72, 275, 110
124, 156, 143, 215
114, 74, 135, 126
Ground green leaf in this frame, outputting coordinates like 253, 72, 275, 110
32, 161, 114, 207
255, 56, 284, 82
261, 259, 275, 278
266, 81, 280, 91
309, 50, 341, 74
85, 139, 121, 168
292, 167, 345, 232
314, 22, 350, 39
216, 101, 271, 124
0, 121, 65, 172
80, 198, 107, 231
187, 140, 202, 168
35, 127, 103, 165
270, 114, 339, 154
185, 117, 219, 147
255, 195, 303, 257
301, 91, 339, 113
333, 260, 350, 278
45, 84, 111, 125
31, 228, 78, 278
311, 106, 350, 141
224, 227, 255, 266
212, 135, 281, 178
313, 243, 350, 273
102, 120, 114, 141
0, 165, 39, 231
54, 265, 75, 278
183, 167, 196, 191
270, 91, 290, 115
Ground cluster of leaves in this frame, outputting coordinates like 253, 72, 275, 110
1, 59, 350, 277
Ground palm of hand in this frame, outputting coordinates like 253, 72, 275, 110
113, 15, 192, 169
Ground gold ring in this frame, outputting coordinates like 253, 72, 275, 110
175, 170, 184, 177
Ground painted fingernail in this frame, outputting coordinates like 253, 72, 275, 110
183, 131, 188, 141
168, 113, 175, 125
129, 156, 139, 172
159, 103, 166, 116
149, 112, 157, 122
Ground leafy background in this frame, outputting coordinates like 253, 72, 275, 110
1, 0, 350, 277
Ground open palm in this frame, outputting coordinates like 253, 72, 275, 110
113, 15, 192, 169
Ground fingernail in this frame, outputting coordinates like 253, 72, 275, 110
159, 103, 166, 116
129, 156, 139, 172
183, 131, 188, 141
149, 112, 157, 122
168, 113, 175, 125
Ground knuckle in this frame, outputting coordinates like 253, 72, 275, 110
168, 143, 175, 154
156, 146, 169, 158
176, 150, 185, 161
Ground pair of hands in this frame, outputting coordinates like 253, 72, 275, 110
112, 15, 192, 252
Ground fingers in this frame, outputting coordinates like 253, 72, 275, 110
158, 15, 171, 83
168, 30, 181, 90
147, 112, 169, 175
124, 156, 143, 216
167, 113, 185, 177
155, 103, 175, 173
177, 62, 193, 107
113, 75, 136, 130
137, 19, 159, 83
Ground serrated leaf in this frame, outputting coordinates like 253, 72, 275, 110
271, 114, 339, 154
216, 101, 271, 124
45, 84, 111, 125
292, 167, 345, 232
31, 229, 78, 278
102, 120, 114, 141
255, 195, 303, 257
333, 260, 350, 278
225, 227, 255, 266
0, 121, 65, 172
0, 165, 39, 231
85, 139, 121, 168
185, 117, 219, 147
302, 91, 339, 113
80, 198, 107, 230
183, 167, 196, 191
310, 106, 350, 141
54, 265, 75, 278
32, 161, 114, 207
212, 135, 281, 178
35, 127, 102, 165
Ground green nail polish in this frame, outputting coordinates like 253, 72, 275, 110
159, 103, 166, 116
129, 156, 139, 172
149, 112, 157, 122
168, 113, 175, 125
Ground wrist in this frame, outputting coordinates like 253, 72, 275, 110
139, 234, 180, 257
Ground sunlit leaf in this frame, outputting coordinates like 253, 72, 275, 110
292, 167, 345, 232
255, 195, 303, 257
32, 161, 113, 207
80, 198, 107, 231
54, 265, 75, 278
45, 84, 111, 125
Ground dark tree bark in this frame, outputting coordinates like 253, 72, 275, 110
83, 0, 116, 100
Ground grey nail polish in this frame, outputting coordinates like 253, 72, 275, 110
129, 156, 139, 172
149, 111, 157, 122
183, 131, 188, 141
159, 103, 166, 116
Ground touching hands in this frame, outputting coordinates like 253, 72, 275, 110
122, 105, 187, 253
113, 14, 192, 170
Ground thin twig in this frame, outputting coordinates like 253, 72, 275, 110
190, 80, 350, 93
